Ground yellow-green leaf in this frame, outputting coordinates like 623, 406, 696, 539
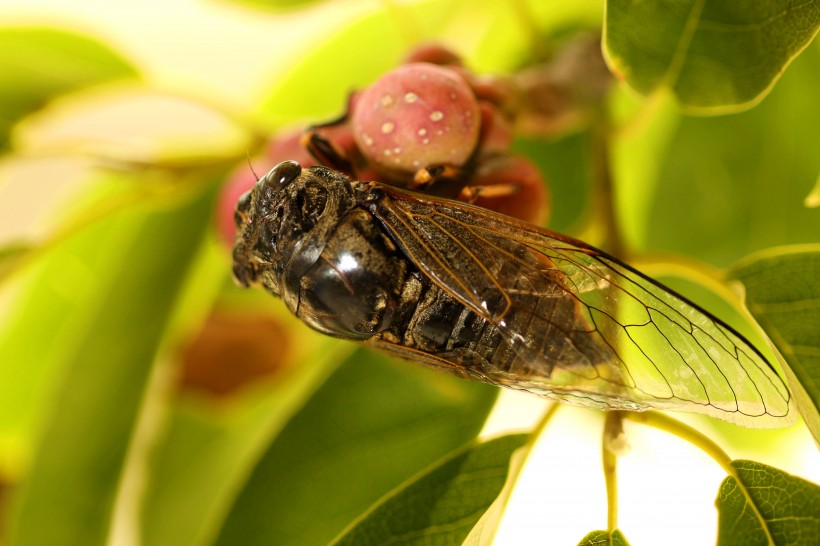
331, 434, 528, 546
213, 349, 497, 546
578, 529, 631, 546
5, 183, 215, 546
727, 246, 820, 444
716, 460, 820, 545
604, 0, 820, 114
0, 27, 138, 149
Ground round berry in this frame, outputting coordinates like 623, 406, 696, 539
351, 63, 481, 175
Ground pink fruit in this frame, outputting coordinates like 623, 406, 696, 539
217, 161, 270, 246
470, 155, 550, 225
477, 100, 514, 155
351, 63, 481, 176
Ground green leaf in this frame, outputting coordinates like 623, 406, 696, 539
645, 48, 819, 266
0, 242, 29, 281
727, 246, 820, 444
140, 289, 347, 546
0, 177, 181, 474
461, 438, 529, 546
213, 349, 497, 546
330, 434, 528, 546
716, 460, 820, 545
578, 529, 631, 546
256, 0, 462, 127
140, 387, 326, 546
611, 89, 680, 250
5, 183, 215, 546
604, 0, 820, 114
13, 86, 253, 168
0, 27, 138, 150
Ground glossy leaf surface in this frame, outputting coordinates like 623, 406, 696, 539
604, 0, 820, 113
716, 460, 820, 545
728, 246, 820, 443
332, 434, 528, 546
645, 49, 819, 266
213, 349, 497, 546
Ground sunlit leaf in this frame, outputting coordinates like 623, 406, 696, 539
0, 27, 138, 150
805, 175, 820, 208
0, 181, 159, 472
716, 460, 820, 545
5, 183, 216, 546
213, 349, 497, 546
256, 0, 459, 127
604, 0, 820, 113
646, 49, 819, 266
141, 375, 330, 546
141, 273, 348, 546
578, 529, 631, 546
0, 242, 29, 281
330, 434, 528, 546
727, 246, 820, 444
14, 86, 252, 167
462, 437, 532, 546
610, 89, 680, 250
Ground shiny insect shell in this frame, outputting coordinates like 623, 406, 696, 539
232, 161, 794, 428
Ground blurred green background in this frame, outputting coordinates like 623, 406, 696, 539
0, 1, 817, 545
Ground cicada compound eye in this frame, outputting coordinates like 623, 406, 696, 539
263, 160, 302, 189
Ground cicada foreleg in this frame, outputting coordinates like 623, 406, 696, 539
457, 181, 521, 203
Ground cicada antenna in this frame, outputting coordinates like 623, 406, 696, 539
246, 151, 261, 182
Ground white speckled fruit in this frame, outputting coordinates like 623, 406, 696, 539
352, 63, 481, 174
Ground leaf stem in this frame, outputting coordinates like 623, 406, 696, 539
602, 411, 625, 531
624, 411, 776, 545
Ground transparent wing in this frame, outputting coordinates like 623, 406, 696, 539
370, 188, 794, 428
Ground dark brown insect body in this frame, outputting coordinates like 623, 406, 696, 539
233, 161, 794, 427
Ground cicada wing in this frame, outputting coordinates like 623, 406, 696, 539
371, 189, 794, 428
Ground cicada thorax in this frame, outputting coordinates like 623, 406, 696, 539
234, 163, 409, 341
292, 207, 410, 340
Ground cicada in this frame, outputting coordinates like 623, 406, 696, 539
232, 161, 794, 428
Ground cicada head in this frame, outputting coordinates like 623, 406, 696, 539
231, 161, 356, 303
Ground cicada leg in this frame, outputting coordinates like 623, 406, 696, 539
457, 181, 520, 203
302, 93, 359, 175
301, 128, 354, 174
410, 164, 466, 190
